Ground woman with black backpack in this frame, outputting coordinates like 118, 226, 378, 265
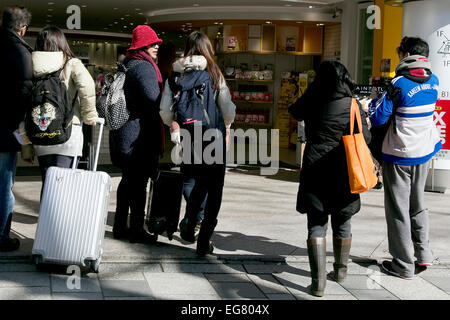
160, 31, 236, 256
30, 26, 98, 194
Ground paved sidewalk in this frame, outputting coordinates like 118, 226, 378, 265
1, 166, 449, 300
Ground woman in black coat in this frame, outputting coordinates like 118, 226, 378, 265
109, 25, 165, 244
288, 61, 371, 297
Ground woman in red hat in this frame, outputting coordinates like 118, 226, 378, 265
110, 25, 165, 244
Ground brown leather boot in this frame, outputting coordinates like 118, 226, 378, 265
307, 237, 326, 297
332, 237, 352, 283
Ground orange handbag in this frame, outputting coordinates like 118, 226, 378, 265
342, 99, 378, 194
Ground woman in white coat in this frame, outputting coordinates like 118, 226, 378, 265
160, 31, 235, 256
31, 26, 98, 191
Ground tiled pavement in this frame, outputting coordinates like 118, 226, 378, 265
0, 261, 449, 300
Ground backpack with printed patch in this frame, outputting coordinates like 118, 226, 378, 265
25, 69, 77, 145
96, 60, 144, 130
168, 69, 225, 133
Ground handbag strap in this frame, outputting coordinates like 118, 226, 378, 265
349, 98, 363, 135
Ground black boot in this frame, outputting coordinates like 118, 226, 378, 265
179, 217, 196, 243
113, 212, 129, 240
0, 238, 20, 252
196, 219, 217, 257
129, 215, 157, 244
307, 237, 327, 297
331, 237, 352, 283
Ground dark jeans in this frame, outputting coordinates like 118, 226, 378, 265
115, 154, 159, 226
181, 164, 207, 224
38, 154, 77, 197
307, 212, 352, 239
184, 162, 226, 235
0, 152, 17, 243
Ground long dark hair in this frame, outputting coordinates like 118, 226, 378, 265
310, 60, 355, 100
184, 31, 223, 90
35, 26, 76, 66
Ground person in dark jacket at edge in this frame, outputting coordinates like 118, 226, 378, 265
109, 25, 165, 244
0, 6, 33, 252
288, 61, 371, 297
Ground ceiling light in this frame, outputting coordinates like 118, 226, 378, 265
121, 18, 125, 20
123, 26, 127, 28
266, 21, 272, 24
193, 4, 200, 7
296, 21, 303, 23
125, 14, 130, 17
114, 22, 118, 24
113, 8, 118, 10
135, 8, 141, 11
284, 4, 292, 6
47, 14, 52, 17
81, 5, 87, 8
138, 12, 143, 15
130, 23, 134, 25
214, 22, 219, 25
48, 8, 53, 11
48, 2, 54, 5
309, 6, 314, 9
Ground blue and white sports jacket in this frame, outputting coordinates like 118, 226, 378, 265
369, 75, 442, 165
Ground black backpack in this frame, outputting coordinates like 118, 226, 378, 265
25, 69, 77, 145
168, 70, 225, 134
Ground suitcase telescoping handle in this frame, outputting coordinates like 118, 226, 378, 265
71, 117, 105, 172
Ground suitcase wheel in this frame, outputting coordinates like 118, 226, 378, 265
89, 260, 100, 273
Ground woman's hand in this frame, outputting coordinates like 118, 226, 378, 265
84, 120, 97, 126
170, 121, 180, 133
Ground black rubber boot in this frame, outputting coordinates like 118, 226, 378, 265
307, 237, 327, 297
129, 215, 157, 244
331, 237, 352, 283
113, 213, 129, 240
196, 219, 217, 257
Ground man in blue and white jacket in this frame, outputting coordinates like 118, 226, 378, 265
369, 37, 442, 280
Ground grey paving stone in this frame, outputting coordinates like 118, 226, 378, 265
51, 292, 104, 300
104, 297, 155, 300
100, 280, 153, 297
266, 293, 296, 300
161, 263, 245, 274
209, 282, 266, 299
418, 276, 450, 294
348, 289, 399, 300
0, 272, 50, 287
374, 276, 450, 300
144, 273, 217, 296
154, 294, 222, 300
0, 263, 37, 272
247, 274, 290, 294
99, 271, 146, 281
244, 264, 308, 275
0, 287, 51, 300
51, 273, 101, 293
295, 294, 358, 300
204, 274, 251, 282
338, 275, 381, 290
418, 268, 450, 277
98, 263, 162, 274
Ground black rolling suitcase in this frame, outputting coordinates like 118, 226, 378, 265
146, 169, 184, 241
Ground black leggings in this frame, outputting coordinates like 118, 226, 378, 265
307, 212, 352, 239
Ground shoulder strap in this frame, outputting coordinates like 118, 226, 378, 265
350, 98, 363, 135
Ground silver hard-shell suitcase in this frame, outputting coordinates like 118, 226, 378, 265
32, 118, 111, 273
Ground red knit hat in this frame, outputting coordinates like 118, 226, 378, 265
128, 25, 162, 51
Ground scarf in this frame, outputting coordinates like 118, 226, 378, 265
396, 55, 432, 82
126, 49, 166, 153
